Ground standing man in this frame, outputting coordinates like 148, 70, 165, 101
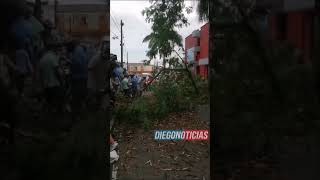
121, 75, 129, 97
131, 74, 139, 97
15, 45, 33, 97
87, 39, 109, 109
70, 40, 88, 117
38, 40, 63, 113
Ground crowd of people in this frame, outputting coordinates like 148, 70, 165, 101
0, 2, 116, 144
110, 64, 152, 99
109, 64, 153, 166
0, 1, 152, 168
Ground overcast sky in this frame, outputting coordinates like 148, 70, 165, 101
110, 0, 206, 64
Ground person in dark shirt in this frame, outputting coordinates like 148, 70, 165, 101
70, 40, 88, 120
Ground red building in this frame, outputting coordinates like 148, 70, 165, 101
185, 23, 209, 78
185, 1, 319, 77
265, 0, 319, 63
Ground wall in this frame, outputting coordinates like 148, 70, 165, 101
199, 23, 209, 60
56, 12, 108, 37
185, 23, 209, 78
185, 34, 199, 64
51, 4, 109, 41
128, 64, 154, 75
269, 11, 314, 63
199, 23, 209, 78
185, 34, 198, 50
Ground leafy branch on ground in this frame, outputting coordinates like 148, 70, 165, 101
114, 71, 208, 130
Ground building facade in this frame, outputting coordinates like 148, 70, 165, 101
185, 23, 209, 78
42, 0, 109, 42
128, 63, 154, 75
263, 0, 319, 63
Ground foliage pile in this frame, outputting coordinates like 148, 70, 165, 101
114, 71, 208, 129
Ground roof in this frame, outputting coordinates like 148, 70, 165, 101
200, 22, 209, 29
186, 34, 193, 39
128, 63, 154, 66
128, 63, 144, 66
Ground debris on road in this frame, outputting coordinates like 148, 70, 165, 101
114, 111, 210, 179
110, 150, 119, 163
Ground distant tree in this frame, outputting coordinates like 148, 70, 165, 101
142, 0, 192, 68
197, 0, 210, 21
142, 59, 150, 65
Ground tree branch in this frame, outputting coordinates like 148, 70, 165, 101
173, 49, 199, 94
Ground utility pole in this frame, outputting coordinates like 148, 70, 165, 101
120, 20, 124, 67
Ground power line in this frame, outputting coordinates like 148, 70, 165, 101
110, 16, 120, 39
111, 10, 126, 42
111, 9, 121, 26
111, 19, 120, 33
111, 13, 121, 32
111, 32, 119, 40
111, 31, 118, 36
111, 15, 121, 34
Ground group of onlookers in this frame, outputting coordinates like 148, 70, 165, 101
38, 38, 112, 118
110, 65, 151, 98
0, 2, 115, 144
